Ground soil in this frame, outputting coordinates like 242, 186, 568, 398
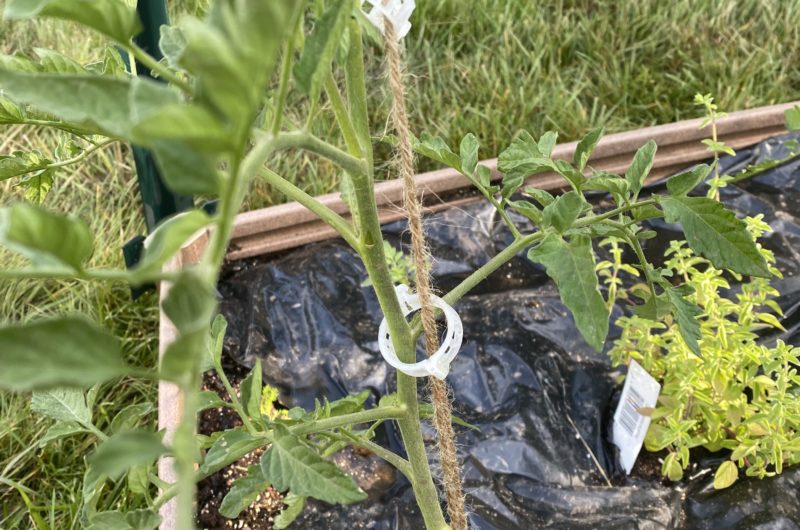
194, 351, 397, 529
196, 355, 285, 530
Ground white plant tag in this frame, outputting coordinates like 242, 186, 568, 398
613, 359, 661, 474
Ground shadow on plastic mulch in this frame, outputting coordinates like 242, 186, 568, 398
218, 133, 800, 530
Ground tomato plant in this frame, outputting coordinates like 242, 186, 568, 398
0, 2, 772, 529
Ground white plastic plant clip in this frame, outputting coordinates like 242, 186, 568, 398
361, 0, 415, 41
378, 284, 463, 380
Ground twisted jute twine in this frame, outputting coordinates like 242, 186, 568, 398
383, 18, 469, 530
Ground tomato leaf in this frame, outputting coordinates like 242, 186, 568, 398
0, 202, 93, 271
261, 425, 367, 504
528, 233, 609, 351
0, 71, 179, 139
151, 140, 221, 196
666, 286, 702, 355
31, 388, 92, 425
785, 105, 800, 131
497, 130, 555, 180
0, 316, 127, 390
660, 196, 770, 277
459, 133, 479, 176
89, 431, 166, 481
573, 127, 604, 171
240, 360, 263, 420
219, 465, 271, 519
666, 164, 712, 196
5, 0, 142, 43
625, 140, 656, 197
131, 210, 210, 281
294, 0, 349, 100
274, 493, 307, 529
542, 190, 583, 233
201, 429, 261, 474
414, 133, 461, 170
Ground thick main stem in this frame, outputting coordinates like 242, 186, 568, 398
382, 19, 467, 530
352, 168, 450, 530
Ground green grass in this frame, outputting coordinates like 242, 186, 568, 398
3, 0, 800, 527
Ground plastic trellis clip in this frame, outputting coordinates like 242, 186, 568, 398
361, 0, 415, 41
378, 284, 463, 380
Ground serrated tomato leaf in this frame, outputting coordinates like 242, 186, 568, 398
131, 210, 210, 281
414, 133, 461, 170
528, 233, 609, 350
666, 286, 702, 355
201, 429, 261, 474
240, 359, 263, 420
459, 133, 479, 176
31, 388, 92, 425
498, 131, 555, 180
261, 425, 366, 505
0, 71, 179, 139
659, 196, 769, 277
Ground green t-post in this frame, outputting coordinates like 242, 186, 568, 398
124, 0, 194, 294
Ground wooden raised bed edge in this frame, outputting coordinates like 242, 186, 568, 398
157, 101, 798, 529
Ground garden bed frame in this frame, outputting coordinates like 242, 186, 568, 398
156, 101, 797, 529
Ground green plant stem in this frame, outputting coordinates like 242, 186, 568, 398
337, 430, 414, 479
0, 138, 117, 180
577, 198, 658, 227
21, 118, 97, 137
214, 362, 257, 434
127, 42, 193, 95
445, 231, 543, 306
345, 102, 450, 530
269, 130, 368, 176
85, 423, 109, 441
486, 195, 521, 238
304, 96, 320, 130
257, 166, 360, 250
340, 26, 448, 522
616, 224, 657, 300
171, 125, 259, 530
0, 267, 180, 284
291, 405, 406, 436
324, 72, 362, 157
728, 152, 800, 184
49, 138, 117, 168
408, 197, 657, 337
344, 17, 372, 165
711, 117, 721, 201
270, 8, 303, 134
171, 376, 200, 530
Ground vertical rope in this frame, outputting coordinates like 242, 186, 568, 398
383, 18, 469, 530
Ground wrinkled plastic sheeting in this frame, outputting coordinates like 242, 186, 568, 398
218, 133, 800, 529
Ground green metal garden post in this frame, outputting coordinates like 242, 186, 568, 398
123, 0, 194, 286
130, 0, 193, 231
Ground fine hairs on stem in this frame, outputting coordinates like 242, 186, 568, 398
383, 17, 469, 530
